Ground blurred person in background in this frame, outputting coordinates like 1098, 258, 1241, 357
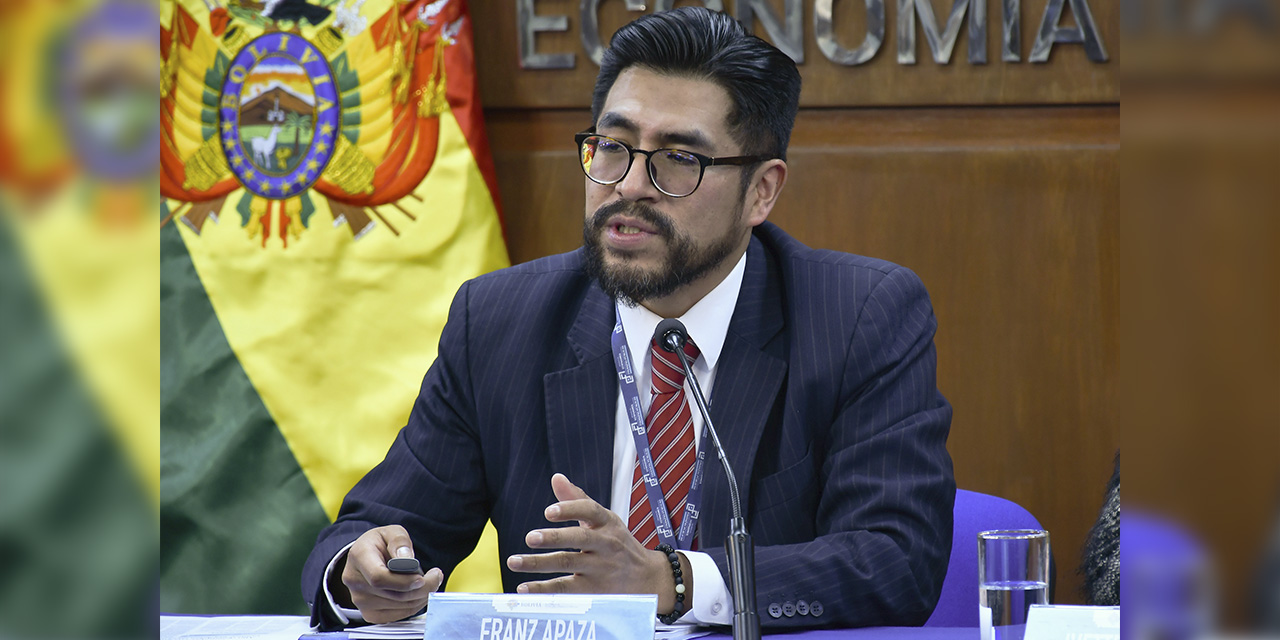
1081, 453, 1120, 606
1256, 492, 1280, 630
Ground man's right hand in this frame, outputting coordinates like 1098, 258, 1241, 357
334, 525, 443, 624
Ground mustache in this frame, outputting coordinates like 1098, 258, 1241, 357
587, 200, 676, 238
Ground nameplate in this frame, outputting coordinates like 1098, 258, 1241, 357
422, 593, 657, 640
1025, 605, 1120, 640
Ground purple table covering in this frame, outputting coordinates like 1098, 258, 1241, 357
704, 629, 974, 639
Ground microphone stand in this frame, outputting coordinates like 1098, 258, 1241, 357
657, 321, 760, 640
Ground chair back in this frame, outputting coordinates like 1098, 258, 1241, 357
924, 489, 1045, 627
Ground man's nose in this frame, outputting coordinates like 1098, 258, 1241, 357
615, 152, 661, 201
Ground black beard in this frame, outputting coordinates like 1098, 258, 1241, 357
582, 200, 740, 305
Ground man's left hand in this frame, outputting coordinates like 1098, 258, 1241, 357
507, 473, 686, 616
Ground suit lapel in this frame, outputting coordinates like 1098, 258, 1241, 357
701, 236, 787, 542
544, 283, 618, 506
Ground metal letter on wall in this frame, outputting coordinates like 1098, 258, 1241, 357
653, 0, 725, 11
581, 0, 649, 66
736, 0, 805, 63
1003, 0, 1021, 61
517, 0, 575, 69
897, 0, 987, 64
1029, 0, 1109, 62
815, 0, 885, 65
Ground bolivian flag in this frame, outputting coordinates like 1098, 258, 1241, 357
161, 0, 508, 614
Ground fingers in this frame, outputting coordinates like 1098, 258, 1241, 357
358, 597, 433, 625
507, 551, 587, 574
348, 567, 443, 602
524, 525, 627, 555
347, 564, 441, 622
544, 475, 613, 528
517, 575, 577, 595
550, 473, 588, 502
378, 524, 416, 561
347, 531, 423, 593
343, 526, 444, 621
515, 475, 629, 578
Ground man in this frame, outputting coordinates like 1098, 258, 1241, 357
1258, 492, 1280, 630
302, 7, 954, 630
1081, 454, 1119, 606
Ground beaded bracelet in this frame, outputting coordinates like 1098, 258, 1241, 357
654, 544, 686, 625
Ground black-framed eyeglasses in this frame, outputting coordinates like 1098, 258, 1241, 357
574, 131, 772, 198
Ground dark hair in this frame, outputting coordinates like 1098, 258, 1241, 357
591, 7, 801, 162
1079, 453, 1119, 606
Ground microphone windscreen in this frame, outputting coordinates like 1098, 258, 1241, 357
653, 318, 687, 352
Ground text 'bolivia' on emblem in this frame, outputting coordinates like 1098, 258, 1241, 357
220, 32, 340, 201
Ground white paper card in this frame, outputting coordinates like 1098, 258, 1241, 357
1025, 605, 1120, 640
160, 614, 310, 640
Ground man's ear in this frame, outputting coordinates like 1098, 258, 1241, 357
744, 159, 787, 227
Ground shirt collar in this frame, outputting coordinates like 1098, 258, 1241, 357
616, 249, 747, 372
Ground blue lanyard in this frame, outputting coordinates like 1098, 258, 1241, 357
611, 308, 707, 551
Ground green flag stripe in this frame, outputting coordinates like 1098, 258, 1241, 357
161, 220, 330, 614
0, 218, 156, 638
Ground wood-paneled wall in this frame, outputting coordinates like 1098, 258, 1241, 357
471, 0, 1120, 607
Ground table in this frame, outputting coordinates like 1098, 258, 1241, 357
160, 615, 976, 640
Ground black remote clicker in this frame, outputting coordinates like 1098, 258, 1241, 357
387, 557, 422, 575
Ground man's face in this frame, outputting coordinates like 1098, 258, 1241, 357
582, 67, 757, 305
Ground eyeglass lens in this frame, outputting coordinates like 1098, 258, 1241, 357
579, 135, 702, 197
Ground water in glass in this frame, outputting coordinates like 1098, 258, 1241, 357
980, 579, 1049, 640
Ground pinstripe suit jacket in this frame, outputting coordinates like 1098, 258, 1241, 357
303, 221, 955, 630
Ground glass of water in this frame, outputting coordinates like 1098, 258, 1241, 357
979, 529, 1050, 640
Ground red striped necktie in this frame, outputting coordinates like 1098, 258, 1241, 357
628, 337, 701, 550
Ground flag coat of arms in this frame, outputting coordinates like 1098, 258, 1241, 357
160, 0, 508, 613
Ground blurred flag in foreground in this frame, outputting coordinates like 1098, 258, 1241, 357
160, 0, 507, 614
0, 0, 158, 637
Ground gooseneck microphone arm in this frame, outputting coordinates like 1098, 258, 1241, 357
663, 328, 742, 522
653, 318, 760, 640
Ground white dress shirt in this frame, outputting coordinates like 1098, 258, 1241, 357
609, 251, 745, 626
324, 250, 748, 627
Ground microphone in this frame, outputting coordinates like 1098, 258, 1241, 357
653, 319, 760, 640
